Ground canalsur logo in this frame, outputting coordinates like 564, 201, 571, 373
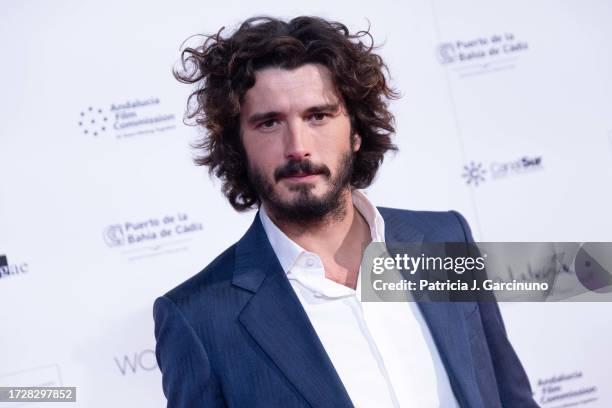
462, 155, 543, 186
78, 97, 176, 140
0, 254, 29, 280
436, 32, 529, 78
103, 211, 204, 261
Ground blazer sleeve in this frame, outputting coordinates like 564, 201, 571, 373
450, 211, 540, 408
153, 295, 226, 407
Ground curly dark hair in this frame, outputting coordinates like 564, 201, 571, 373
174, 16, 399, 211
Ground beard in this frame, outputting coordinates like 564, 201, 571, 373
248, 151, 355, 227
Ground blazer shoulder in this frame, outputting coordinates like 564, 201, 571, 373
378, 206, 474, 242
161, 242, 238, 306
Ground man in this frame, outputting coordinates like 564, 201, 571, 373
154, 16, 538, 407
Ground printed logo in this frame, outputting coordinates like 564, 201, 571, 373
0, 254, 29, 280
103, 211, 203, 261
114, 349, 158, 376
462, 161, 487, 186
0, 364, 63, 388
462, 155, 543, 186
103, 225, 125, 247
437, 32, 529, 78
78, 107, 109, 136
78, 97, 176, 139
436, 43, 457, 64
536, 371, 599, 406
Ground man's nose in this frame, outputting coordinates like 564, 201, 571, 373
284, 120, 311, 161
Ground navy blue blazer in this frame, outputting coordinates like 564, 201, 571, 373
153, 208, 538, 407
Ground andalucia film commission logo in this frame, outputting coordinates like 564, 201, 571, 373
77, 97, 176, 139
462, 155, 543, 186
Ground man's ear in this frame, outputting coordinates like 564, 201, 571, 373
352, 132, 362, 152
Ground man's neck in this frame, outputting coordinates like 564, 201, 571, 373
263, 190, 372, 289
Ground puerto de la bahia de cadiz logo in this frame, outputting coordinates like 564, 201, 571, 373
103, 211, 204, 261
78, 97, 176, 140
437, 32, 529, 78
462, 155, 543, 187
0, 254, 29, 280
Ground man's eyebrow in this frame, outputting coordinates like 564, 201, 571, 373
246, 111, 282, 125
304, 103, 340, 115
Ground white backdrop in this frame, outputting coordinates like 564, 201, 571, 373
1, 0, 611, 406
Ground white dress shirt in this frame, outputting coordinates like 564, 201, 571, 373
259, 190, 460, 407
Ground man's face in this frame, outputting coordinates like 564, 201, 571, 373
240, 63, 361, 223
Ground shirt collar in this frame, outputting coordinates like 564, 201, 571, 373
352, 189, 385, 242
258, 204, 305, 274
258, 189, 386, 275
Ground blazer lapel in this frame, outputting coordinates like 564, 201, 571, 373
378, 207, 486, 408
233, 214, 353, 408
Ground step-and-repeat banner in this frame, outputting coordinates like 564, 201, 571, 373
2, 0, 611, 406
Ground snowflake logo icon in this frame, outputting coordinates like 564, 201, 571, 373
462, 162, 487, 186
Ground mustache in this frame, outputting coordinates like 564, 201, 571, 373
274, 159, 331, 182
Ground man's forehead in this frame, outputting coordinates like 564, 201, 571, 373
241, 64, 341, 113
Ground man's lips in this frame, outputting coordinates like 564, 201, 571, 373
283, 172, 320, 180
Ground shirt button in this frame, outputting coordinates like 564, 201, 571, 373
306, 257, 315, 267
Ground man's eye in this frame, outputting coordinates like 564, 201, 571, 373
311, 112, 328, 121
258, 119, 278, 129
